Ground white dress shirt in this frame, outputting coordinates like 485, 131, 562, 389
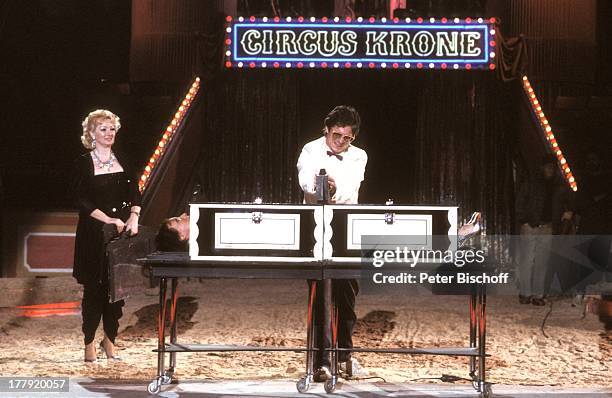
297, 136, 368, 204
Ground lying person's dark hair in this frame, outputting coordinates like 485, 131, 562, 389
155, 219, 189, 252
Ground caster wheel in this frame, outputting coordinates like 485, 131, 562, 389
147, 379, 161, 394
161, 374, 172, 385
324, 379, 336, 393
296, 377, 311, 393
480, 383, 493, 398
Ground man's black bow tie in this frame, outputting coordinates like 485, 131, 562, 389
327, 151, 343, 161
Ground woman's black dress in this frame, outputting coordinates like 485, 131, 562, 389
72, 152, 141, 344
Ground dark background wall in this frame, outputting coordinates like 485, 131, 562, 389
1, 0, 610, 230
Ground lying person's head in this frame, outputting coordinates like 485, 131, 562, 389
156, 212, 190, 252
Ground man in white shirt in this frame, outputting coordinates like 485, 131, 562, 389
296, 105, 368, 381
297, 107, 367, 204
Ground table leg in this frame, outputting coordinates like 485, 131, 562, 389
306, 281, 316, 376
297, 280, 317, 393
469, 286, 477, 380
477, 284, 492, 397
324, 279, 338, 393
148, 277, 168, 394
165, 278, 179, 383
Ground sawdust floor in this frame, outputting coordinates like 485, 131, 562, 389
0, 279, 610, 388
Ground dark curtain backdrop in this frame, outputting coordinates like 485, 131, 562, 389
199, 71, 300, 203
412, 73, 518, 234
196, 70, 519, 235
499, 0, 597, 83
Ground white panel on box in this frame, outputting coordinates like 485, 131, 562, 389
346, 214, 433, 250
214, 213, 300, 250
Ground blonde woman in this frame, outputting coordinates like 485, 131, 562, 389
72, 109, 141, 362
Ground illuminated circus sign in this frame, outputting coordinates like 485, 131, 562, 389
224, 16, 497, 70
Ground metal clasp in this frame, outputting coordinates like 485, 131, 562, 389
384, 212, 394, 225
252, 212, 263, 224
384, 198, 394, 225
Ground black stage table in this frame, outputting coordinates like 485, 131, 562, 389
139, 253, 491, 397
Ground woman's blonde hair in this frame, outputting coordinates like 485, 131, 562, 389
80, 109, 121, 150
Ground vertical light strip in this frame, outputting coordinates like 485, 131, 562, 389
139, 77, 201, 193
521, 75, 577, 192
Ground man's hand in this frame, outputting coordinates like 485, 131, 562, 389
328, 175, 337, 196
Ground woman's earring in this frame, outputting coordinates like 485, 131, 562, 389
92, 138, 96, 149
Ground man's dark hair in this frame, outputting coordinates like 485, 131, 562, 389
324, 105, 361, 137
156, 220, 189, 252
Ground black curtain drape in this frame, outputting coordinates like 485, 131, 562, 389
412, 73, 518, 234
195, 70, 519, 235
199, 71, 300, 203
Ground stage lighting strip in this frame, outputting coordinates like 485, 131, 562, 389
223, 16, 497, 70
139, 77, 201, 193
521, 75, 577, 192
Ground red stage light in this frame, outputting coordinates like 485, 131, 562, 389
441, 63, 447, 69
345, 62, 352, 68
392, 63, 398, 69
225, 61, 232, 68
250, 16, 256, 22
274, 16, 280, 22
465, 17, 472, 23
298, 16, 304, 22
322, 17, 328, 22
466, 64, 472, 70
225, 16, 232, 22
273, 62, 280, 68
417, 63, 423, 69
490, 40, 496, 47
417, 17, 423, 23
249, 62, 256, 68
225, 39, 231, 45
441, 17, 448, 23
393, 17, 399, 23
368, 62, 375, 68
369, 17, 375, 23
346, 17, 352, 22
297, 62, 304, 68
321, 62, 328, 68
489, 17, 496, 23
489, 64, 496, 70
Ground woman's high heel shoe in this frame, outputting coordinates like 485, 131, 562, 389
84, 342, 97, 363
100, 339, 122, 361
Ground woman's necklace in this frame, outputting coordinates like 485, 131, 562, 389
92, 150, 116, 172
